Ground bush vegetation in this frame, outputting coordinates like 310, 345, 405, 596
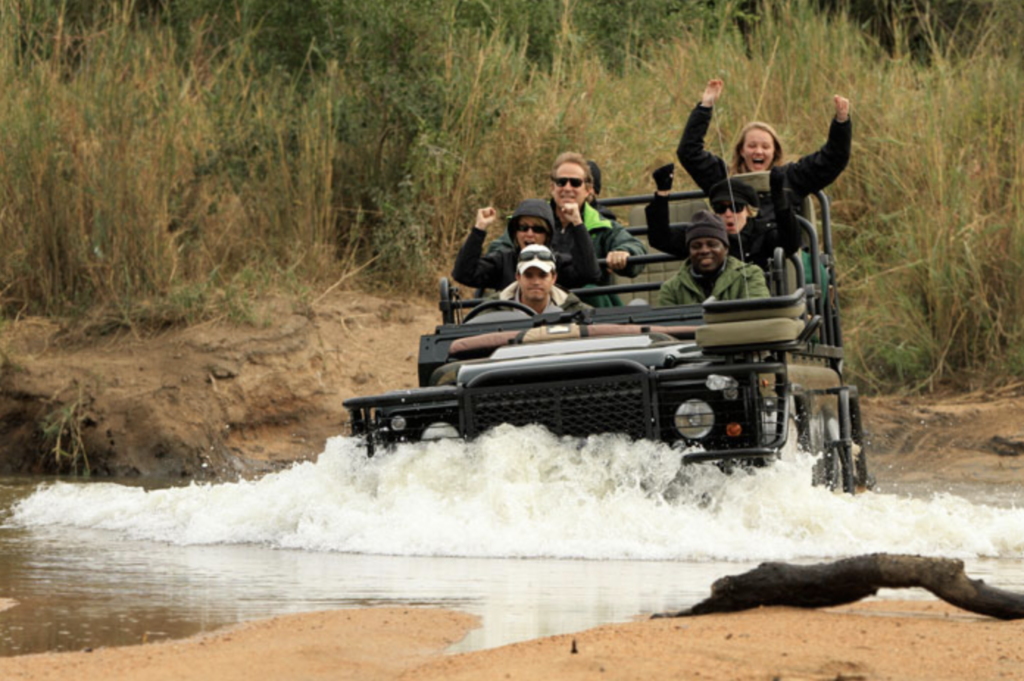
1, 0, 1022, 392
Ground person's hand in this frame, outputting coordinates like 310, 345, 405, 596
701, 79, 724, 108
653, 163, 675, 194
834, 95, 850, 123
560, 201, 582, 226
606, 250, 630, 272
474, 206, 498, 232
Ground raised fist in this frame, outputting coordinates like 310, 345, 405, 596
653, 163, 675, 192
834, 95, 850, 123
560, 201, 582, 226
701, 79, 724, 108
474, 206, 498, 231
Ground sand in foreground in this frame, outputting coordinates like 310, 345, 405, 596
1, 601, 1023, 680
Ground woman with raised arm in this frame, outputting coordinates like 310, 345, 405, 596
451, 198, 601, 293
676, 79, 851, 202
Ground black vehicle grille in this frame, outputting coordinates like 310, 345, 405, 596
465, 374, 650, 439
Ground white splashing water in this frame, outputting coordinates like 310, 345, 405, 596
12, 425, 1024, 561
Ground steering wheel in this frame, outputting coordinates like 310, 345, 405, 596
461, 299, 537, 323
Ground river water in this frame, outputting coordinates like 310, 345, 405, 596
3, 425, 1024, 657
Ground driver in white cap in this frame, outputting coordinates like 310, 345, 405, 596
493, 244, 591, 315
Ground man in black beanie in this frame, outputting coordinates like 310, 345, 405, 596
657, 210, 769, 307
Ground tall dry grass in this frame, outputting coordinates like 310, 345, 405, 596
0, 11, 346, 325
1, 0, 1021, 389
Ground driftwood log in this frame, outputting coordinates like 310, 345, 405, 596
656, 554, 1024, 620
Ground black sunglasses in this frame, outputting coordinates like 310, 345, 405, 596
553, 177, 584, 188
518, 249, 555, 263
712, 201, 747, 214
516, 224, 548, 234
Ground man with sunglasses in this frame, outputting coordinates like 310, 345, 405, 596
452, 198, 599, 293
488, 244, 590, 315
657, 211, 769, 307
488, 152, 647, 307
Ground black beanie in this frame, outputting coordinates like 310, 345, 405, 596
685, 210, 728, 248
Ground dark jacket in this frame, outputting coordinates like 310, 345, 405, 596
644, 193, 800, 271
657, 256, 770, 307
676, 103, 852, 200
451, 199, 599, 291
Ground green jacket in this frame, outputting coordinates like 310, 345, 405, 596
575, 202, 647, 307
576, 202, 646, 280
657, 256, 770, 307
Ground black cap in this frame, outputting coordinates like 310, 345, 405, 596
708, 178, 759, 211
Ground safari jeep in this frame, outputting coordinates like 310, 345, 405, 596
344, 176, 870, 493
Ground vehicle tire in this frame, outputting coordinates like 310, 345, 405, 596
777, 396, 808, 464
797, 401, 843, 491
852, 441, 875, 491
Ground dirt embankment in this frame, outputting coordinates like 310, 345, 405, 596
2, 289, 1023, 481
0, 292, 438, 478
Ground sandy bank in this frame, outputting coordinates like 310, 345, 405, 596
2, 601, 1022, 680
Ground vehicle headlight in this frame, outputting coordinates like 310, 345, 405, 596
390, 415, 408, 432
674, 399, 715, 439
421, 422, 459, 441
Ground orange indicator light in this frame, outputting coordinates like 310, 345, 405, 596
726, 423, 743, 437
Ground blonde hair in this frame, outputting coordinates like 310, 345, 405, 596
550, 152, 593, 184
731, 122, 784, 174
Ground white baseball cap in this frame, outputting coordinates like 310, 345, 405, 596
517, 244, 557, 275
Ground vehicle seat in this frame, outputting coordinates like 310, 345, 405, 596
731, 171, 817, 226
696, 291, 809, 350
